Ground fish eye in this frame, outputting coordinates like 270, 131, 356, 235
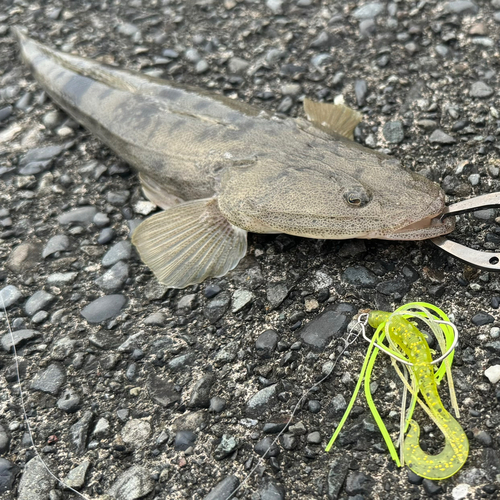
344, 187, 371, 207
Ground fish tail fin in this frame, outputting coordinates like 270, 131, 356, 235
132, 198, 247, 289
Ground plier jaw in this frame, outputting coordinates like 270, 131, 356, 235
431, 192, 500, 270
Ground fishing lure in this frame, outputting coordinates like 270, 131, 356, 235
326, 302, 469, 480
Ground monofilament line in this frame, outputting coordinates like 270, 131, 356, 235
1, 294, 91, 500
223, 319, 363, 500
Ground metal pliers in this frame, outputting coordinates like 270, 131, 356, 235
431, 192, 500, 270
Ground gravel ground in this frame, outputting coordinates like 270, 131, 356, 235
1, 1, 500, 499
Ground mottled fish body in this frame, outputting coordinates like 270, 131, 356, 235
15, 29, 454, 288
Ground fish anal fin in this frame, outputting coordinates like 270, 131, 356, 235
131, 198, 247, 289
303, 98, 362, 140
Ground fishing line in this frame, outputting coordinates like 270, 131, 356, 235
1, 294, 91, 500
223, 318, 363, 500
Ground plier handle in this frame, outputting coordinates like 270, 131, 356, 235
431, 192, 500, 270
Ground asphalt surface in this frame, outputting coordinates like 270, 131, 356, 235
1, 1, 500, 499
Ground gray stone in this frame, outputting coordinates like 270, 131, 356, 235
259, 479, 285, 500
1, 329, 39, 352
352, 2, 384, 19
429, 129, 456, 144
209, 396, 226, 413
214, 341, 239, 365
185, 48, 201, 63
435, 44, 449, 58
117, 22, 140, 37
281, 83, 301, 96
345, 471, 374, 495
0, 105, 12, 122
376, 279, 410, 297
266, 49, 286, 66
58, 206, 97, 225
98, 227, 115, 245
106, 190, 130, 206
470, 82, 494, 98
266, 0, 283, 15
70, 411, 93, 454
17, 456, 55, 500
189, 374, 215, 408
18, 160, 52, 176
205, 292, 230, 323
31, 311, 48, 324
383, 121, 404, 143
6, 242, 42, 273
174, 430, 197, 451
195, 59, 209, 74
267, 283, 289, 308
108, 466, 154, 500
0, 285, 22, 308
355, 79, 368, 106
96, 262, 129, 293
468, 173, 480, 186
31, 363, 66, 395
64, 461, 90, 489
51, 337, 80, 360
147, 374, 181, 407
81, 295, 127, 323
444, 1, 478, 15
214, 434, 238, 460
43, 235, 70, 259
102, 241, 132, 267
202, 475, 239, 500
0, 457, 18, 493
232, 289, 254, 312
47, 272, 78, 286
143, 312, 166, 326
277, 96, 293, 113
327, 457, 350, 499
57, 389, 81, 413
472, 37, 494, 47
359, 19, 376, 38
342, 266, 378, 287
310, 33, 331, 50
0, 424, 10, 454
300, 303, 356, 351
168, 352, 195, 371
42, 110, 64, 129
307, 431, 321, 444
19, 145, 65, 167
24, 290, 55, 316
228, 57, 249, 74
254, 436, 280, 457
93, 212, 110, 227
121, 419, 151, 447
331, 394, 347, 413
177, 293, 197, 311
255, 329, 279, 358
472, 312, 494, 326
246, 384, 277, 415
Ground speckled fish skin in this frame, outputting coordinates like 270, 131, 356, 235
15, 29, 455, 242
369, 311, 469, 480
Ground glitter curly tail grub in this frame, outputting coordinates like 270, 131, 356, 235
326, 303, 469, 481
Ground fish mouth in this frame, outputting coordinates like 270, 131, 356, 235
380, 212, 456, 240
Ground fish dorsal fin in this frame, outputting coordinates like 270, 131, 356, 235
303, 98, 362, 140
132, 198, 247, 289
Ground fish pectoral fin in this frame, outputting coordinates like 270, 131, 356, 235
131, 198, 247, 289
303, 98, 362, 140
139, 173, 185, 209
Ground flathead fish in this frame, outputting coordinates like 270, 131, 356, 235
15, 29, 454, 288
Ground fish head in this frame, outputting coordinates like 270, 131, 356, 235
218, 153, 454, 240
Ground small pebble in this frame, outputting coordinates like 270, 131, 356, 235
484, 365, 500, 384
